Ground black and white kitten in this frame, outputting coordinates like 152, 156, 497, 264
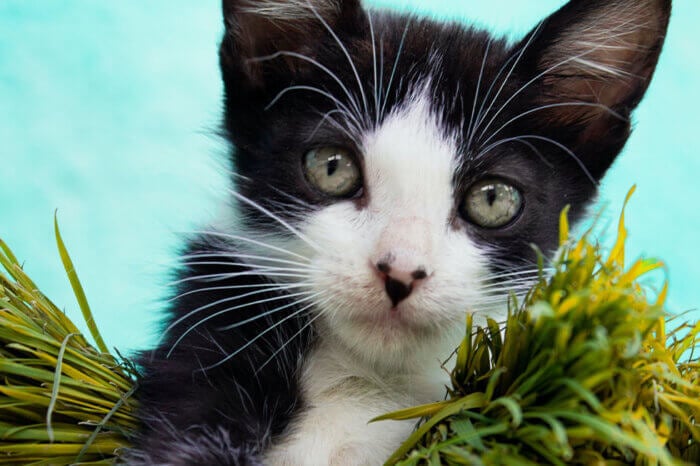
130, 0, 670, 464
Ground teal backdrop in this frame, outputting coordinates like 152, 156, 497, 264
1, 1, 698, 354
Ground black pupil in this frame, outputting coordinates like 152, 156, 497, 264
486, 187, 497, 206
327, 156, 339, 177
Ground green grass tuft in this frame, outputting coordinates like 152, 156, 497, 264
0, 223, 137, 465
378, 190, 700, 465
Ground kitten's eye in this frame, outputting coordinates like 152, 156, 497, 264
303, 147, 362, 198
462, 179, 523, 229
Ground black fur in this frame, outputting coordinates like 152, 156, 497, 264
131, 0, 670, 463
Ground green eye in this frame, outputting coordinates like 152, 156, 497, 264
463, 179, 523, 229
303, 147, 362, 198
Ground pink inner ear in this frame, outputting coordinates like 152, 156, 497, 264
536, 0, 669, 125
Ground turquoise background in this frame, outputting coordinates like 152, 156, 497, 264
1, 1, 698, 354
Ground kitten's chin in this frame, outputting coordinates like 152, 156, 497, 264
319, 305, 464, 371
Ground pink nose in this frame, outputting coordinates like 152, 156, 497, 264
375, 260, 429, 307
372, 217, 433, 307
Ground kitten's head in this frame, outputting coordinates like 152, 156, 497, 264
217, 0, 670, 369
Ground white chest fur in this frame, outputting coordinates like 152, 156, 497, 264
263, 342, 451, 466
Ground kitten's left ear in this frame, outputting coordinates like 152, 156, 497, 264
220, 0, 364, 87
519, 0, 671, 178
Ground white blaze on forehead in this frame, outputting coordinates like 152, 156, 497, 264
362, 86, 459, 226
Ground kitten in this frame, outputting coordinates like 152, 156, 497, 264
129, 0, 671, 464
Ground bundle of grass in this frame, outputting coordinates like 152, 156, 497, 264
378, 191, 700, 465
0, 218, 137, 465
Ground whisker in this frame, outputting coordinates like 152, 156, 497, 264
180, 252, 313, 269
381, 20, 411, 120
367, 8, 380, 127
469, 21, 544, 147
470, 22, 543, 150
188, 230, 311, 262
251, 50, 363, 119
475, 134, 595, 184
475, 268, 544, 281
474, 39, 631, 151
167, 282, 312, 304
166, 290, 319, 357
195, 298, 321, 374
478, 102, 624, 148
465, 39, 492, 152
165, 286, 311, 336
255, 299, 330, 374
180, 261, 318, 275
308, 108, 355, 141
311, 109, 360, 142
168, 270, 313, 288
304, 0, 369, 123
511, 138, 554, 168
216, 292, 325, 331
265, 84, 358, 125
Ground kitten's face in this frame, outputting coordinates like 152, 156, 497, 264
218, 0, 670, 368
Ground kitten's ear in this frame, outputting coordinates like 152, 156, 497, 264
220, 0, 363, 86
519, 0, 671, 176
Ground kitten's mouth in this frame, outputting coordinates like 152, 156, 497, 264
353, 300, 432, 334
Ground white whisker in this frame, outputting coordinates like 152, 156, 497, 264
180, 261, 318, 275
367, 8, 380, 127
195, 298, 322, 374
265, 84, 357, 124
381, 20, 410, 120
475, 38, 633, 152
255, 299, 330, 374
305, 0, 369, 123
475, 134, 595, 184
217, 292, 325, 331
167, 282, 312, 304
465, 39, 492, 152
166, 290, 319, 357
470, 22, 543, 150
180, 252, 313, 269
188, 230, 311, 262
168, 270, 313, 288
251, 50, 363, 119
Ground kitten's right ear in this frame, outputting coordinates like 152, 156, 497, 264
220, 0, 363, 87
511, 0, 671, 181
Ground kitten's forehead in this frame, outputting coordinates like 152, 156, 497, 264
362, 81, 458, 224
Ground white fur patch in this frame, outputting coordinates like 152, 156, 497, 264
254, 84, 504, 464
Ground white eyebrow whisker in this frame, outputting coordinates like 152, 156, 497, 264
475, 134, 596, 185
304, 0, 370, 125
478, 101, 625, 149
367, 8, 380, 128
469, 22, 543, 152
465, 39, 492, 153
381, 20, 411, 120
251, 50, 363, 120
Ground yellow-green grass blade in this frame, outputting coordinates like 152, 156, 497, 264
54, 214, 109, 354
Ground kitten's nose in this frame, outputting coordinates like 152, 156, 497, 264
376, 261, 428, 307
